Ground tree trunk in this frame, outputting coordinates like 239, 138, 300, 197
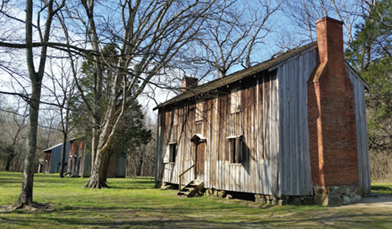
101, 152, 110, 182
136, 149, 144, 176
12, 81, 41, 208
59, 132, 67, 178
90, 118, 99, 176
84, 106, 116, 188
84, 146, 110, 188
9, 0, 57, 209
5, 158, 11, 172
5, 150, 15, 172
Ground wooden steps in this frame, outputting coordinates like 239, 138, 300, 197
177, 179, 204, 197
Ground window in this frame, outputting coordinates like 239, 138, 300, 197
169, 143, 177, 163
227, 135, 243, 164
164, 142, 177, 163
195, 100, 203, 121
231, 88, 241, 113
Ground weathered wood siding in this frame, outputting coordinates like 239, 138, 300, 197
348, 69, 371, 194
156, 70, 281, 195
277, 48, 318, 195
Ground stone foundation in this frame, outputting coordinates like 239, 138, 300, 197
253, 186, 362, 206
255, 195, 315, 206
313, 185, 362, 206
172, 184, 362, 207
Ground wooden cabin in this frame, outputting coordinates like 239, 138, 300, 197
43, 143, 69, 173
154, 17, 370, 206
67, 139, 127, 178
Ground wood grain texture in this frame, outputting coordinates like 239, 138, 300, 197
276, 49, 317, 196
348, 69, 371, 195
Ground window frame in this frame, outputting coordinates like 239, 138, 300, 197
164, 142, 177, 164
226, 135, 243, 164
168, 142, 177, 163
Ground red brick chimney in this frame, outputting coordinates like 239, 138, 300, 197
307, 17, 359, 188
182, 77, 198, 92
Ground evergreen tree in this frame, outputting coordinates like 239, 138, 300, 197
72, 44, 152, 181
345, 0, 392, 152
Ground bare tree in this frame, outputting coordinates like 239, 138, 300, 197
56, 0, 223, 188
284, 0, 361, 45
0, 0, 66, 209
46, 56, 76, 178
196, 0, 283, 78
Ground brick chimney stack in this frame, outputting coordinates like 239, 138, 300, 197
307, 17, 359, 190
182, 77, 198, 92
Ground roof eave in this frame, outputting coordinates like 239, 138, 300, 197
153, 42, 318, 110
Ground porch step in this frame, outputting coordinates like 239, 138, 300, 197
177, 179, 204, 197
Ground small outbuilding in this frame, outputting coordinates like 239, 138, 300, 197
43, 143, 69, 173
43, 139, 126, 178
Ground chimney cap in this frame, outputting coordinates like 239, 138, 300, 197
182, 76, 198, 92
182, 76, 198, 80
315, 17, 343, 25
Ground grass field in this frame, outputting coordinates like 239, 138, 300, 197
1, 172, 392, 228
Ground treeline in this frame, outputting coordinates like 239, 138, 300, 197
0, 95, 157, 177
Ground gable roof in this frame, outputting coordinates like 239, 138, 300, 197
154, 42, 317, 110
153, 41, 368, 110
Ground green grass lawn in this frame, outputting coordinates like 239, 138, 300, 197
1, 172, 392, 228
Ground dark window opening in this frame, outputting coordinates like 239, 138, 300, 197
169, 143, 177, 163
228, 136, 243, 164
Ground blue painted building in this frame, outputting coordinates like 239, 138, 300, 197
43, 143, 69, 173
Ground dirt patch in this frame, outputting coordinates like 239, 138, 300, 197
343, 194, 392, 208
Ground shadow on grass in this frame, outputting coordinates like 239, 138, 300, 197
372, 185, 392, 191
109, 186, 156, 190
0, 179, 23, 184
4, 211, 392, 228
107, 180, 156, 190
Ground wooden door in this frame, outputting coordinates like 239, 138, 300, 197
195, 142, 205, 180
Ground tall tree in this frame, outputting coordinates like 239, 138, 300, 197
0, 0, 65, 209
72, 44, 151, 181
58, 0, 222, 188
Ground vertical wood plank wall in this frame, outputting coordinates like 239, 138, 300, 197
348, 70, 371, 194
277, 49, 317, 195
155, 70, 281, 195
